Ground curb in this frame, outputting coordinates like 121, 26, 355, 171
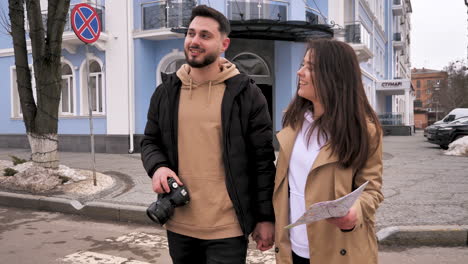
0, 191, 154, 225
377, 225, 468, 247
2, 191, 468, 247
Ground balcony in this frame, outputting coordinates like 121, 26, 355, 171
135, 0, 196, 40
392, 0, 403, 16
226, 0, 288, 21
33, 3, 107, 53
393, 32, 404, 50
344, 23, 373, 62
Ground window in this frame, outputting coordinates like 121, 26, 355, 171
417, 80, 420, 88
416, 90, 421, 99
60, 63, 74, 115
10, 66, 36, 118
232, 52, 270, 77
89, 61, 104, 113
80, 58, 105, 115
156, 49, 185, 85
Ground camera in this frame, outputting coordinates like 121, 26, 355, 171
146, 177, 190, 225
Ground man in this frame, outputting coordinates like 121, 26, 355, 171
141, 5, 276, 264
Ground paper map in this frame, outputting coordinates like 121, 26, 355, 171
285, 181, 369, 229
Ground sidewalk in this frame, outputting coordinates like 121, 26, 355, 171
1, 131, 468, 246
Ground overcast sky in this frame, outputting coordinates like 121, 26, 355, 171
410, 0, 468, 70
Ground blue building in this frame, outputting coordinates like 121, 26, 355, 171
0, 0, 412, 153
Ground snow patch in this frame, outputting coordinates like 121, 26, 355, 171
444, 136, 468, 157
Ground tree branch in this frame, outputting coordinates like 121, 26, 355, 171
25, 0, 45, 63
47, 0, 70, 55
8, 0, 36, 131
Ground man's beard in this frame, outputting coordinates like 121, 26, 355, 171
184, 46, 218, 68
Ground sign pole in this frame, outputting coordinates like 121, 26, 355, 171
71, 3, 101, 187
85, 44, 97, 186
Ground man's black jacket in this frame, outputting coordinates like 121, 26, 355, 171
141, 72, 276, 236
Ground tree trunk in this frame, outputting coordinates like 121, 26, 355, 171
27, 132, 59, 168
9, 0, 70, 169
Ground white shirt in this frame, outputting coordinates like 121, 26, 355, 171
288, 111, 324, 259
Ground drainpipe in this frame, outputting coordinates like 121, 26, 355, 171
127, 0, 135, 153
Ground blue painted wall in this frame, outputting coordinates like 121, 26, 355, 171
134, 38, 184, 134
274, 40, 306, 132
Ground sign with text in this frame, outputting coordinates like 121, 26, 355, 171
377, 79, 411, 90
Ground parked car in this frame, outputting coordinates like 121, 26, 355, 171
433, 108, 468, 125
426, 117, 468, 149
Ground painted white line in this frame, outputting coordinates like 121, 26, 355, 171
105, 232, 169, 249
60, 251, 150, 264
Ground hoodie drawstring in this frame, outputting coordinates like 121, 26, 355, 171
208, 81, 212, 105
189, 78, 193, 99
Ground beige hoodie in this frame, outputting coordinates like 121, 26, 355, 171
165, 59, 242, 239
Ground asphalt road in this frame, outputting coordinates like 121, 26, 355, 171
1, 206, 467, 264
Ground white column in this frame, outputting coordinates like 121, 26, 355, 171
105, 0, 132, 135
405, 89, 411, 126
328, 0, 345, 41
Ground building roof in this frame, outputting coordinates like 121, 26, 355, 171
411, 68, 446, 75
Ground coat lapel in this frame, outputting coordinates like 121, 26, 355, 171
310, 143, 339, 172
275, 126, 298, 193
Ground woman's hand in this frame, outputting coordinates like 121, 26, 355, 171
326, 207, 357, 231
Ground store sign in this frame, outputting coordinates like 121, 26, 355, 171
377, 79, 411, 90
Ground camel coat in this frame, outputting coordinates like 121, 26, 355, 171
273, 123, 383, 264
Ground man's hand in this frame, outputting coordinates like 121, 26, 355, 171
326, 207, 357, 230
251, 221, 275, 251
152, 167, 183, 193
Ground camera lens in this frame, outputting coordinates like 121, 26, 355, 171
146, 199, 174, 225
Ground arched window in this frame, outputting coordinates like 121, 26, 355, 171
156, 49, 185, 85
60, 63, 74, 115
89, 61, 104, 113
80, 58, 105, 115
232, 52, 270, 77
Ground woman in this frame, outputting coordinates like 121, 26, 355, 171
273, 38, 384, 264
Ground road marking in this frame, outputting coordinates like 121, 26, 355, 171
60, 251, 150, 264
105, 232, 169, 249
61, 231, 275, 264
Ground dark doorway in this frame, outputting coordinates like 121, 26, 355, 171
257, 84, 273, 119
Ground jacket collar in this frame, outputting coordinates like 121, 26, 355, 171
277, 125, 339, 177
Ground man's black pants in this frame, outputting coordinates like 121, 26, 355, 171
167, 230, 248, 264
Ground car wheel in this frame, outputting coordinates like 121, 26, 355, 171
440, 145, 449, 150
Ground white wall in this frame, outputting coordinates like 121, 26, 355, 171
104, 0, 132, 134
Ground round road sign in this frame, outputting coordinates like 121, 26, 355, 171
71, 3, 101, 44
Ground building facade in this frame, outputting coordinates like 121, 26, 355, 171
411, 68, 448, 128
0, 0, 413, 153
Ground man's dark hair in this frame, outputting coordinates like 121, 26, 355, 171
189, 5, 231, 36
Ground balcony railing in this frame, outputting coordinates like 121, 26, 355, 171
378, 112, 404, 125
226, 0, 288, 21
39, 3, 105, 32
345, 23, 361, 43
142, 0, 197, 30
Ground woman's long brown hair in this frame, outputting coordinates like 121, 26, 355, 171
283, 38, 382, 170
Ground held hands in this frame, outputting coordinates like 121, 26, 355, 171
152, 167, 183, 193
326, 207, 357, 231
252, 221, 275, 251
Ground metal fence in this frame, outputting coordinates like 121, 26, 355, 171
378, 112, 404, 125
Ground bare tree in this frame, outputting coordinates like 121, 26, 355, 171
8, 0, 70, 169
439, 61, 468, 114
